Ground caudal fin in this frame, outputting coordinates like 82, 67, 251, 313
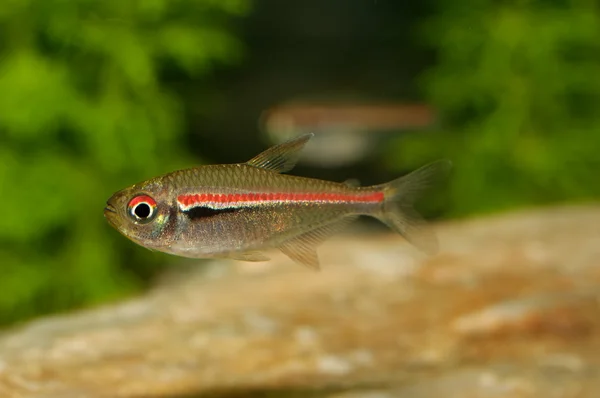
374, 160, 452, 255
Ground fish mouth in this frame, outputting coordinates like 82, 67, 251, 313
103, 203, 118, 226
104, 203, 117, 214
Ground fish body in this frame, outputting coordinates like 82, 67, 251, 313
104, 134, 450, 269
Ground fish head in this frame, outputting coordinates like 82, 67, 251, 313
104, 180, 175, 250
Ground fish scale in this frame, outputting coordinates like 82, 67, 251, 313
104, 133, 451, 269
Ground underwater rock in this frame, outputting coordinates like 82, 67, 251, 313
0, 205, 599, 398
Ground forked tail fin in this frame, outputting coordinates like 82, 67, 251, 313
373, 160, 452, 255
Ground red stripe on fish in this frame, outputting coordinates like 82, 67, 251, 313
177, 191, 384, 211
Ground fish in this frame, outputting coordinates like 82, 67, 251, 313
104, 133, 451, 269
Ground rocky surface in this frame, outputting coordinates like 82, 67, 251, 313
0, 204, 599, 398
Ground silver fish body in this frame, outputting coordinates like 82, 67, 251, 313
104, 134, 451, 269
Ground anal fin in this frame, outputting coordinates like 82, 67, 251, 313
279, 240, 320, 270
278, 215, 358, 270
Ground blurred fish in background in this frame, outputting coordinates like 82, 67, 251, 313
260, 102, 437, 167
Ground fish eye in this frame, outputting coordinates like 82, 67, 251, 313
127, 195, 157, 223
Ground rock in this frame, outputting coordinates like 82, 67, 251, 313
327, 364, 600, 398
451, 291, 598, 337
0, 205, 599, 398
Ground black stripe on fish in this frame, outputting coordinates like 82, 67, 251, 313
183, 206, 241, 220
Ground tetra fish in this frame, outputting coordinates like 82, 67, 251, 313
104, 134, 450, 269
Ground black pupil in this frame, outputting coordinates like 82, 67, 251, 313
134, 203, 152, 219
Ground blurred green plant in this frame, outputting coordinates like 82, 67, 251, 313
386, 0, 600, 216
0, 0, 249, 325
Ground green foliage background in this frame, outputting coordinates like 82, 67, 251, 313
0, 0, 248, 325
385, 0, 600, 216
1, 0, 599, 327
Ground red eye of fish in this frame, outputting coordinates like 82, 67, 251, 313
127, 195, 157, 223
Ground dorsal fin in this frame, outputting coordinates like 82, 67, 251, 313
343, 178, 360, 187
246, 133, 314, 173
